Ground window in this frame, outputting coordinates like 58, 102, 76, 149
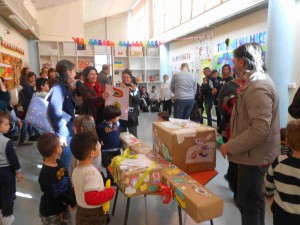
94, 54, 111, 74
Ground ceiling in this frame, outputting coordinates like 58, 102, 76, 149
31, 0, 138, 23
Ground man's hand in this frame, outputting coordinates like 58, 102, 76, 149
220, 144, 228, 159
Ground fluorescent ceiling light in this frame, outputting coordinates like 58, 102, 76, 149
9, 14, 28, 30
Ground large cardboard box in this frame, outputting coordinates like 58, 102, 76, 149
161, 168, 223, 223
114, 154, 162, 197
153, 119, 216, 173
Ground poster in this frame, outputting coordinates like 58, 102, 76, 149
105, 84, 129, 120
0, 52, 23, 89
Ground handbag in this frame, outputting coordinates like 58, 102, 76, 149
25, 92, 72, 133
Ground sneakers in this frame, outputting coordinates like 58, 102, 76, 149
1, 215, 15, 225
18, 140, 33, 146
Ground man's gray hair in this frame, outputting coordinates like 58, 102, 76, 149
233, 43, 266, 73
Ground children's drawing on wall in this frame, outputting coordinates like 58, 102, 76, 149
213, 31, 267, 73
0, 52, 23, 89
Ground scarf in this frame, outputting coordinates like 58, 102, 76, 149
85, 81, 103, 108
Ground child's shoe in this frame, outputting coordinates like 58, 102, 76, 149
1, 215, 15, 225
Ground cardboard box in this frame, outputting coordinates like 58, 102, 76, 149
120, 132, 141, 148
129, 142, 153, 154
114, 154, 162, 197
153, 119, 216, 173
161, 168, 223, 223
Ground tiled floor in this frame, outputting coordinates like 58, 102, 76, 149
12, 112, 273, 225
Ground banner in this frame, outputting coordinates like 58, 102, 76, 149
105, 84, 129, 120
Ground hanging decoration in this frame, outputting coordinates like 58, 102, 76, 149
0, 36, 24, 55
72, 37, 164, 47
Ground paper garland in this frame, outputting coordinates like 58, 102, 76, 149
0, 37, 24, 55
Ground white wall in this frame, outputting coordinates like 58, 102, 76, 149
168, 9, 268, 82
84, 12, 129, 42
0, 17, 29, 66
37, 1, 84, 41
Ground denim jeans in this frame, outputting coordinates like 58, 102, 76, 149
237, 164, 267, 225
59, 136, 72, 173
205, 97, 213, 126
174, 99, 194, 119
19, 120, 33, 143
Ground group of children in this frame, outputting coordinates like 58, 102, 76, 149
0, 72, 299, 225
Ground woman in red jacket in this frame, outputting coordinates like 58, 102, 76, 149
80, 66, 109, 124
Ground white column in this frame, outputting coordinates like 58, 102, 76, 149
266, 0, 296, 127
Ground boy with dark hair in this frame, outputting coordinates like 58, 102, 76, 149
265, 119, 300, 225
0, 112, 23, 225
37, 133, 76, 225
157, 111, 170, 122
97, 105, 122, 183
71, 132, 114, 225
35, 78, 50, 99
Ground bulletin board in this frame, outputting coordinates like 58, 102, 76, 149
0, 52, 23, 89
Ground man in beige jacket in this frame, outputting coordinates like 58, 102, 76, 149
220, 43, 280, 225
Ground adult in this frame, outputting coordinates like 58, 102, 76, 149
80, 66, 109, 124
40, 67, 48, 79
119, 69, 140, 137
288, 86, 300, 119
220, 43, 280, 225
47, 68, 58, 89
218, 76, 243, 202
97, 64, 111, 87
20, 67, 30, 87
19, 72, 40, 146
219, 64, 233, 89
160, 74, 173, 115
201, 67, 214, 126
47, 60, 76, 172
171, 63, 197, 119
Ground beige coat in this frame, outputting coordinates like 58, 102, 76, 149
226, 72, 280, 166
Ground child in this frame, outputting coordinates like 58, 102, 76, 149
35, 78, 50, 99
140, 87, 150, 112
71, 132, 115, 225
97, 105, 122, 184
265, 119, 300, 225
279, 128, 292, 155
149, 86, 159, 112
209, 69, 221, 127
70, 115, 102, 175
157, 111, 170, 122
37, 133, 76, 225
0, 112, 23, 225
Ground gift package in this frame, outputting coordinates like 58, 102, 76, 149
153, 119, 216, 173
116, 130, 223, 223
112, 153, 162, 197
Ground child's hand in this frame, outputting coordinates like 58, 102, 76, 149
16, 172, 23, 182
211, 88, 217, 95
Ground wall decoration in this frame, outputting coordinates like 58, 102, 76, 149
213, 31, 267, 73
0, 37, 24, 55
0, 52, 23, 89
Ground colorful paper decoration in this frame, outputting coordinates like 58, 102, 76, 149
82, 38, 163, 47
0, 37, 24, 55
